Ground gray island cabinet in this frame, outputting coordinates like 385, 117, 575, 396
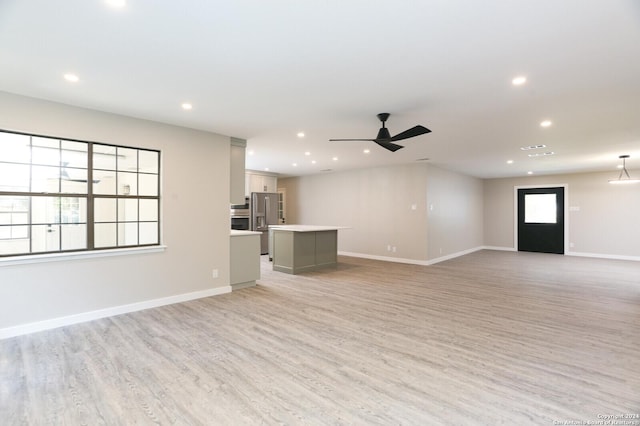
270, 226, 346, 274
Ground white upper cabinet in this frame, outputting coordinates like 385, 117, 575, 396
246, 171, 277, 195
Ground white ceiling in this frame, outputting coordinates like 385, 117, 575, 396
1, 0, 640, 178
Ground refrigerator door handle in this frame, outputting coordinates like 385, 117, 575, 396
265, 197, 270, 222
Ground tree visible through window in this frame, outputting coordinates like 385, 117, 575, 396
0, 129, 160, 257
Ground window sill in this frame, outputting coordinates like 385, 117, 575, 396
0, 245, 167, 267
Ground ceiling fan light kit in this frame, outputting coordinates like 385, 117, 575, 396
609, 155, 640, 184
330, 113, 431, 152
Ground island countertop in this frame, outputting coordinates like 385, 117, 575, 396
230, 230, 262, 236
269, 225, 348, 232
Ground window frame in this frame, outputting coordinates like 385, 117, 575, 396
0, 129, 161, 258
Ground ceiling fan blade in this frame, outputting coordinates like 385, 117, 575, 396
329, 138, 376, 142
389, 125, 431, 142
374, 140, 404, 152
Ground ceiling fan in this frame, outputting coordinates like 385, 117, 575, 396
330, 113, 431, 152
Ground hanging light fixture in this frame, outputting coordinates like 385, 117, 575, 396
609, 155, 640, 184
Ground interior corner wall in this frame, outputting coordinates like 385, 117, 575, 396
426, 165, 484, 260
483, 171, 640, 258
0, 91, 231, 332
278, 163, 429, 262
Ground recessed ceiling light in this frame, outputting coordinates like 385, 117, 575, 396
181, 103, 193, 110
311, 160, 317, 164
332, 157, 338, 161
507, 160, 514, 164
540, 120, 552, 128
304, 151, 311, 156
248, 150, 254, 155
512, 76, 527, 86
292, 163, 297, 167
527, 171, 534, 175
363, 149, 370, 154
63, 73, 79, 83
264, 168, 269, 171
297, 132, 305, 138
105, 0, 126, 8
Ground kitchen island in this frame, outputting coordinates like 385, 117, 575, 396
269, 225, 346, 275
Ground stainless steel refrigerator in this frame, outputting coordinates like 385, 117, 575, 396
251, 192, 279, 254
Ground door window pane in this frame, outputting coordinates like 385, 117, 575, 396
525, 193, 557, 224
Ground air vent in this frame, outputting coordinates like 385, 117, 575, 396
415, 158, 430, 161
528, 151, 555, 157
321, 169, 333, 172
520, 144, 547, 151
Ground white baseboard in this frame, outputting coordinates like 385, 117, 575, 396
338, 251, 430, 265
481, 246, 517, 252
338, 246, 485, 266
0, 286, 232, 340
425, 246, 484, 265
567, 251, 640, 262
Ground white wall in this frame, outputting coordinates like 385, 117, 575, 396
484, 171, 640, 259
279, 164, 429, 262
426, 166, 484, 260
0, 92, 232, 335
278, 163, 484, 263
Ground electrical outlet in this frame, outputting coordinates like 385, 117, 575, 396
392, 246, 396, 252
212, 269, 218, 279
439, 248, 443, 255
387, 245, 391, 251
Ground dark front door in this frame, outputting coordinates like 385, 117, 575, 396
517, 187, 564, 254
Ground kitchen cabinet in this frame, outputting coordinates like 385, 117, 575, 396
245, 171, 277, 195
230, 230, 261, 290
230, 138, 246, 205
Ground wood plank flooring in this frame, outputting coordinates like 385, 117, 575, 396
1, 250, 639, 425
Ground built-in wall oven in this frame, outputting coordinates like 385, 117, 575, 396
230, 197, 250, 230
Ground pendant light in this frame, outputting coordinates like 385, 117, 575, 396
609, 155, 640, 184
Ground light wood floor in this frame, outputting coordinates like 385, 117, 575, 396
1, 250, 639, 425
